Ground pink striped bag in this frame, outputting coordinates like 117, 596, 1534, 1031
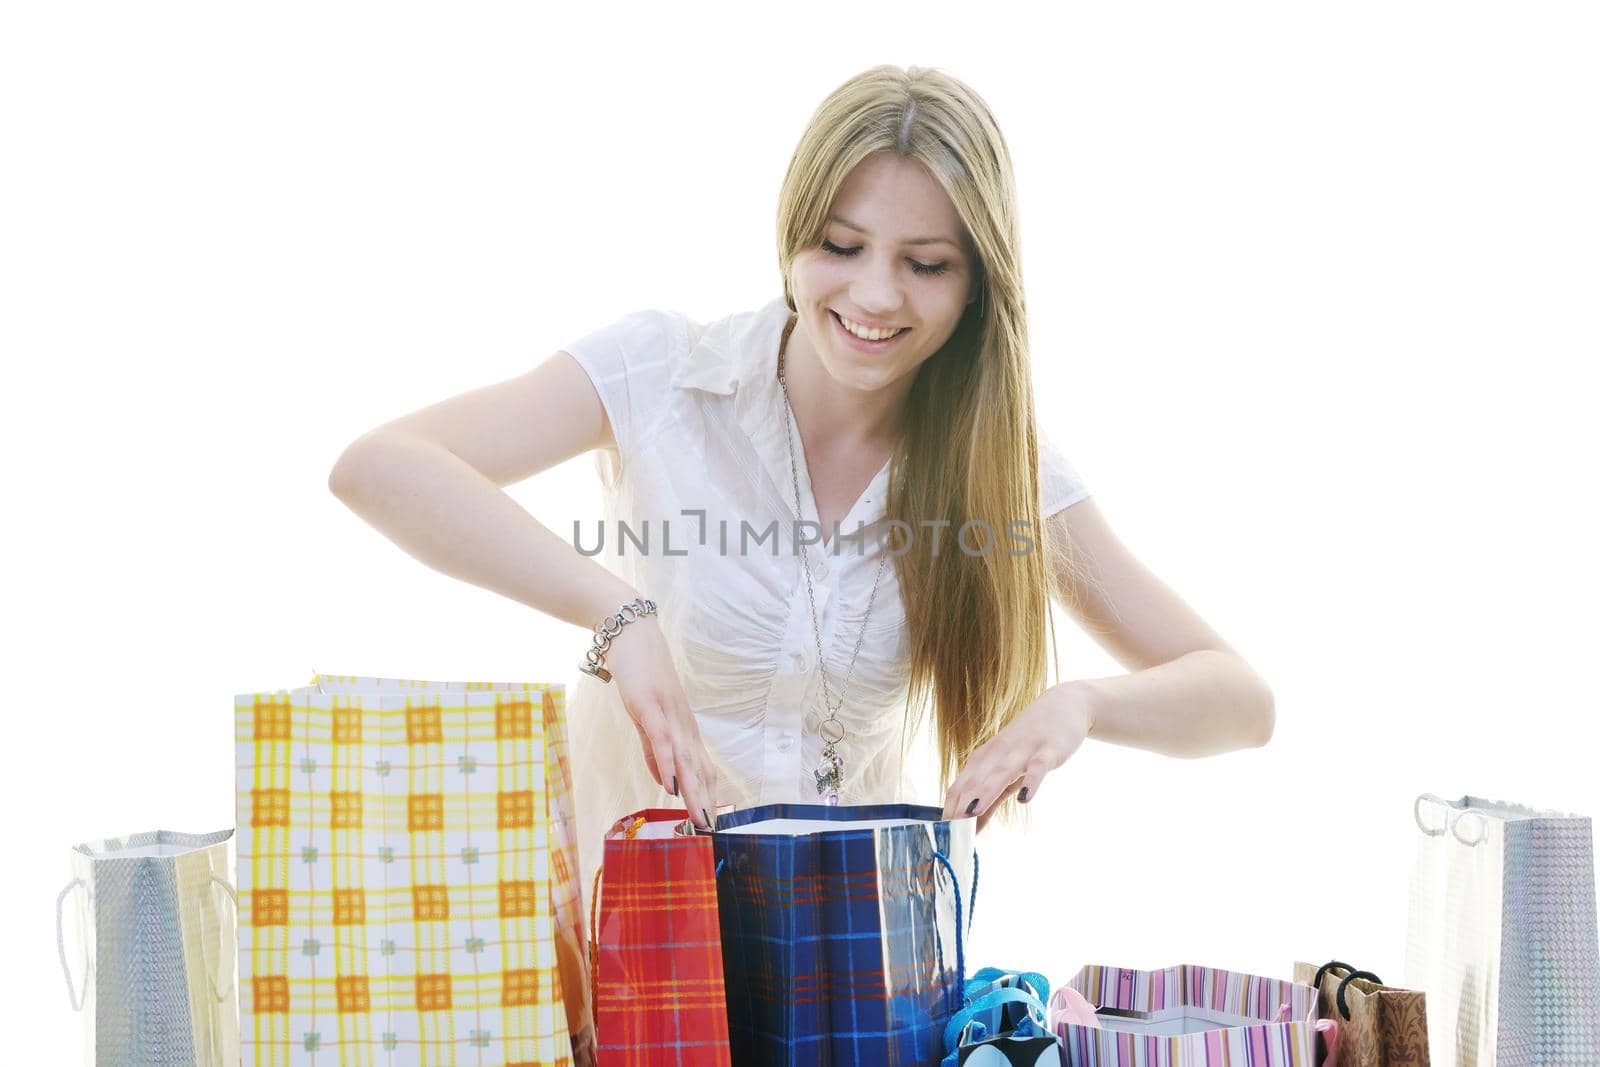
1049, 964, 1323, 1067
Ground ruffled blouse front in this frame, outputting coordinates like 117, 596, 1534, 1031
560, 294, 1090, 892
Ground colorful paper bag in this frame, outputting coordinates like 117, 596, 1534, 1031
57, 829, 238, 1067
1053, 964, 1319, 1066
589, 809, 731, 1066
1405, 793, 1600, 1067
1293, 961, 1428, 1066
944, 968, 1064, 1066
235, 673, 591, 1066
711, 802, 976, 1067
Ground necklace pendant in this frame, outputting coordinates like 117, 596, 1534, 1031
814, 748, 844, 799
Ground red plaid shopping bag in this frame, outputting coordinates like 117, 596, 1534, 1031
590, 809, 731, 1067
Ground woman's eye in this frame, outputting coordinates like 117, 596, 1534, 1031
820, 239, 951, 277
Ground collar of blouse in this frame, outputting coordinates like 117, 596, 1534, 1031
672, 295, 893, 537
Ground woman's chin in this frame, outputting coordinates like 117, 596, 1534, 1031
823, 360, 897, 393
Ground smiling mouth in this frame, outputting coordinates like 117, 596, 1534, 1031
830, 309, 911, 344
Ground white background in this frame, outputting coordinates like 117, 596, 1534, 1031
5, 2, 1597, 1059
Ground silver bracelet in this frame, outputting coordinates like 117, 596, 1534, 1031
578, 597, 658, 683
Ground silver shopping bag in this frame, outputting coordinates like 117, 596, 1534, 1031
56, 829, 239, 1067
1405, 794, 1600, 1066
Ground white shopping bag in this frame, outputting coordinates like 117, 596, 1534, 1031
1405, 794, 1600, 1066
57, 829, 239, 1067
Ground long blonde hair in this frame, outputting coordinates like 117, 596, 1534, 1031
776, 65, 1083, 806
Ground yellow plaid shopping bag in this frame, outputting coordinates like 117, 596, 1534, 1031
235, 673, 593, 1067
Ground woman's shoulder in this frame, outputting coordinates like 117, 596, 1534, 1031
669, 295, 791, 397
558, 307, 697, 458
562, 297, 784, 393
566, 306, 694, 364
559, 296, 785, 457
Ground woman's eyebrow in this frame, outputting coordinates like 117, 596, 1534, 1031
827, 214, 961, 250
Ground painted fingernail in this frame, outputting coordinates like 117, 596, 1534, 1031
671, 775, 679, 797
702, 808, 712, 829
1019, 787, 1031, 803
965, 798, 979, 816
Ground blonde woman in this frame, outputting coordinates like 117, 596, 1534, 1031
328, 65, 1275, 902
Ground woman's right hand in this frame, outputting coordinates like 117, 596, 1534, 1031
601, 615, 719, 831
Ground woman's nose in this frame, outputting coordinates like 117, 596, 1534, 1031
848, 254, 906, 317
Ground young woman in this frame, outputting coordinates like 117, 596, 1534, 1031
327, 64, 1275, 900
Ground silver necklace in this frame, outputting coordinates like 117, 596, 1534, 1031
776, 318, 891, 806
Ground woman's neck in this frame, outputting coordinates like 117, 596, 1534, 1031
778, 313, 909, 455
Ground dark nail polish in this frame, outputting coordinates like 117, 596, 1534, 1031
702, 808, 712, 829
965, 798, 979, 816
1019, 787, 1030, 803
672, 775, 679, 797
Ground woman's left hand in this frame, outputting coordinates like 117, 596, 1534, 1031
941, 681, 1093, 832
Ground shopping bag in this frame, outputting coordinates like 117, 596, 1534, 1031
1052, 964, 1319, 1066
235, 673, 591, 1067
943, 968, 1064, 1066
57, 828, 238, 1067
1293, 960, 1428, 1066
1405, 793, 1600, 1067
589, 809, 731, 1066
712, 802, 977, 1067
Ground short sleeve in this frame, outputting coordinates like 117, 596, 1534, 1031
560, 308, 678, 465
1039, 429, 1091, 517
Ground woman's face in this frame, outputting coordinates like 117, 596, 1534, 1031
789, 151, 978, 396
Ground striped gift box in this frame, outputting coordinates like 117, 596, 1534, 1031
1055, 964, 1319, 1067
235, 674, 591, 1067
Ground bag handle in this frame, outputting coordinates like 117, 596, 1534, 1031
933, 848, 980, 938
1049, 984, 1101, 1030
588, 864, 604, 994
1413, 793, 1488, 846
1315, 1017, 1340, 1067
942, 985, 1050, 1060
932, 848, 980, 1004
1311, 960, 1355, 989
932, 851, 965, 992
967, 966, 1049, 1007
1452, 810, 1488, 846
200, 875, 239, 1003
1335, 969, 1382, 1021
1414, 793, 1450, 836
56, 878, 89, 1012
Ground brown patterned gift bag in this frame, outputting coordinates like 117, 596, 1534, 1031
1294, 961, 1429, 1067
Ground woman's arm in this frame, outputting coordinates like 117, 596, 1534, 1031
326, 351, 722, 829
942, 496, 1274, 827
1045, 497, 1275, 757
326, 351, 636, 629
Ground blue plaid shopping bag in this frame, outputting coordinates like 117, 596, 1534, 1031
711, 803, 977, 1067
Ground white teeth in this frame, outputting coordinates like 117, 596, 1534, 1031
837, 313, 904, 342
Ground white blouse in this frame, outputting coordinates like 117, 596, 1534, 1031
560, 294, 1090, 892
